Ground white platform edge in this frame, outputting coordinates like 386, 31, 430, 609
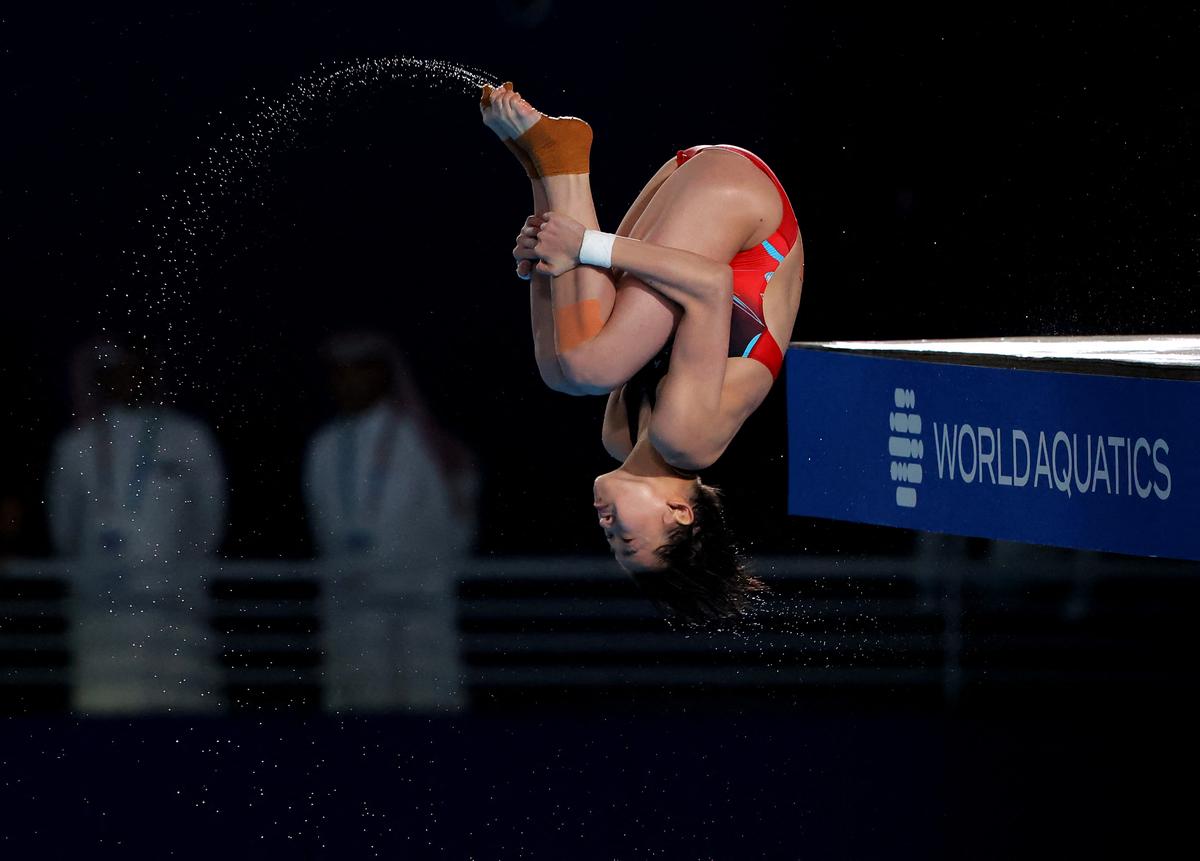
794, 336, 1200, 367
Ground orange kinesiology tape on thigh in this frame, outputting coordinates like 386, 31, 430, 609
516, 116, 593, 177
554, 299, 605, 352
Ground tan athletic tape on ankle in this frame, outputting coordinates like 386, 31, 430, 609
554, 299, 604, 352
517, 116, 593, 177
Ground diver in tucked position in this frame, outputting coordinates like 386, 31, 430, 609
480, 82, 804, 622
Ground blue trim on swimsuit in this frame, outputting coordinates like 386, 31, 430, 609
761, 239, 786, 264
741, 332, 762, 358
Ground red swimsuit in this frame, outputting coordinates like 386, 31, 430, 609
675, 144, 800, 379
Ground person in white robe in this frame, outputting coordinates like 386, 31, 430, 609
303, 332, 476, 711
46, 338, 226, 714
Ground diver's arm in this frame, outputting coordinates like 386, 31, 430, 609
533, 212, 732, 314
601, 386, 634, 462
647, 316, 774, 471
652, 356, 769, 471
643, 277, 736, 470
652, 246, 805, 469
607, 237, 733, 312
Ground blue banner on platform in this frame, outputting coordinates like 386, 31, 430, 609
786, 349, 1200, 560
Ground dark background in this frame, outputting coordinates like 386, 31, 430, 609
3, 2, 1196, 561
2, 5, 1198, 856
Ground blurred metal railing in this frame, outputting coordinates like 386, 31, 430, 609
2, 553, 1197, 713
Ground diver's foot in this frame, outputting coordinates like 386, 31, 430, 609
480, 82, 542, 139
480, 83, 592, 177
516, 114, 593, 177
480, 82, 542, 178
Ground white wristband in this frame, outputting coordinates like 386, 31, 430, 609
579, 230, 616, 269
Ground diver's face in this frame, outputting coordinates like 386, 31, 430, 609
593, 472, 676, 573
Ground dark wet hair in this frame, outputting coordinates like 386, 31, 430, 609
629, 483, 765, 625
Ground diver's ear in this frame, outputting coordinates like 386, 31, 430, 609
667, 500, 695, 526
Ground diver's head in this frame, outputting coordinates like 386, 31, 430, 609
594, 468, 698, 572
594, 471, 762, 623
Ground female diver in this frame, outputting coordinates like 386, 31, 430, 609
480, 83, 804, 622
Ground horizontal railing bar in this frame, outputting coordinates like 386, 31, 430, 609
7, 555, 1194, 583
462, 633, 940, 653
464, 667, 946, 686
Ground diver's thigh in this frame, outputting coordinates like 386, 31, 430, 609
627, 150, 781, 258
584, 278, 679, 384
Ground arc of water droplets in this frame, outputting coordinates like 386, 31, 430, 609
110, 56, 497, 407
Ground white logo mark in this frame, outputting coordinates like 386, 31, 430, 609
890, 388, 922, 508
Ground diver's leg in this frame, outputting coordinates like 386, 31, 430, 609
480, 82, 538, 178
485, 85, 658, 389
482, 84, 583, 392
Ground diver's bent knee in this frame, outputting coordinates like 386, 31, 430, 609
542, 375, 583, 396
540, 370, 596, 397
558, 349, 623, 395
649, 425, 717, 472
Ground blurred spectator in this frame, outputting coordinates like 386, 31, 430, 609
46, 337, 227, 713
304, 331, 477, 712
